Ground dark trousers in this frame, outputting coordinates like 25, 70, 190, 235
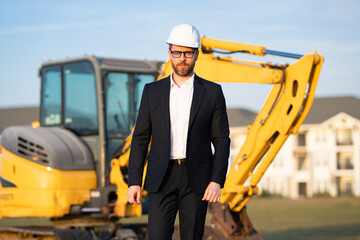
147, 162, 208, 240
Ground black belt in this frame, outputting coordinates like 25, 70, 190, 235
170, 158, 186, 165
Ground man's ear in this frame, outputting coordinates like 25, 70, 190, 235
194, 49, 199, 61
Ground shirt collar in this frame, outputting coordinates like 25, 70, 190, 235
170, 72, 195, 88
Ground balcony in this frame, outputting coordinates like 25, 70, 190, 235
336, 152, 354, 170
336, 129, 353, 146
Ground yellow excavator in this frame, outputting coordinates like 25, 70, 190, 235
0, 36, 323, 239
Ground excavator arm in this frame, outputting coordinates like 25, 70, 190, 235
161, 36, 323, 209
178, 37, 324, 239
111, 36, 323, 239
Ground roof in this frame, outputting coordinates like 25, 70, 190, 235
227, 108, 257, 127
227, 96, 360, 127
0, 106, 39, 133
303, 96, 360, 124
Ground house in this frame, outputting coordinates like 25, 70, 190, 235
228, 96, 360, 198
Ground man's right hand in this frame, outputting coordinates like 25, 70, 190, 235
127, 185, 141, 204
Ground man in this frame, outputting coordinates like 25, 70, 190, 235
127, 23, 230, 240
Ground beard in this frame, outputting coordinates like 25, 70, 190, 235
171, 60, 195, 77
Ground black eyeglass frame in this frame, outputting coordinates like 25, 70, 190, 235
169, 50, 198, 58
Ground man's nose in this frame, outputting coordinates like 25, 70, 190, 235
179, 53, 186, 61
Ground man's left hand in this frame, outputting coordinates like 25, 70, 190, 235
202, 182, 221, 202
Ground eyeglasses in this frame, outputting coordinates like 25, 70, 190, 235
170, 50, 198, 58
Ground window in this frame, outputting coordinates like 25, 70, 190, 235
337, 152, 354, 170
40, 65, 62, 125
298, 182, 307, 197
63, 61, 98, 135
105, 73, 155, 138
297, 133, 306, 146
40, 61, 98, 136
336, 129, 353, 145
297, 155, 307, 170
336, 176, 354, 195
135, 74, 154, 112
314, 153, 328, 166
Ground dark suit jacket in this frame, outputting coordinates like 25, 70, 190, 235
128, 74, 230, 194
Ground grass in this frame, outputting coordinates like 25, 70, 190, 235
246, 197, 360, 240
1, 197, 359, 239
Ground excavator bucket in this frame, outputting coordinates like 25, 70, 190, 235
205, 203, 263, 240
171, 203, 263, 240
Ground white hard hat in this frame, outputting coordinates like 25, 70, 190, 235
166, 23, 201, 48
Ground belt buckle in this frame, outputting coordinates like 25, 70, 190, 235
176, 158, 183, 165
172, 158, 184, 165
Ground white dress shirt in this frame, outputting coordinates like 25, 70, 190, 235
169, 73, 194, 159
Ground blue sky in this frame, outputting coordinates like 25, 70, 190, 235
0, 0, 359, 111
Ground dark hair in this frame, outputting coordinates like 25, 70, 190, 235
168, 44, 198, 52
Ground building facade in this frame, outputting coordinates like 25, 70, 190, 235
228, 96, 360, 198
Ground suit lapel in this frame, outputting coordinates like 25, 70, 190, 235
159, 77, 171, 136
189, 75, 205, 128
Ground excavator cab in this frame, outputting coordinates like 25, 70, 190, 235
0, 56, 160, 220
